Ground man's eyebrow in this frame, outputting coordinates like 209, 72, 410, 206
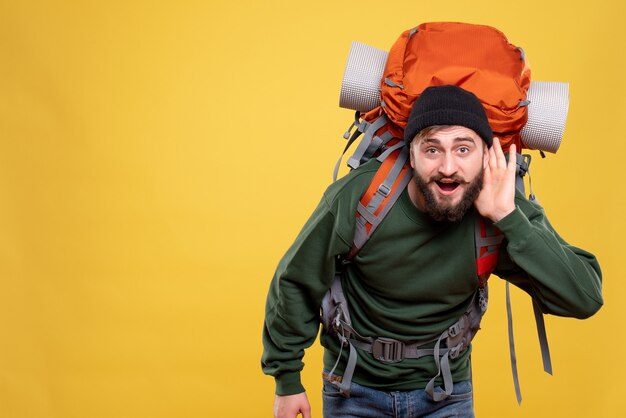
453, 136, 477, 144
421, 136, 476, 145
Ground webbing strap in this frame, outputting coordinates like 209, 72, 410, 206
475, 235, 504, 248
360, 135, 384, 163
506, 154, 528, 405
384, 77, 404, 89
325, 275, 358, 397
352, 215, 369, 254
506, 281, 523, 404
330, 275, 352, 326
349, 339, 440, 360
533, 300, 553, 375
334, 342, 357, 396
333, 112, 366, 181
327, 331, 358, 396
483, 218, 502, 253
351, 148, 411, 253
366, 148, 408, 212
356, 203, 377, 225
502, 153, 552, 404
353, 169, 412, 251
521, 161, 553, 378
518, 154, 552, 378
510, 153, 531, 196
515, 171, 525, 194
378, 130, 395, 146
375, 140, 405, 162
372, 169, 412, 228
406, 347, 439, 359
347, 115, 388, 170
425, 331, 454, 401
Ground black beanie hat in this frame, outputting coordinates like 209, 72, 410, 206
404, 85, 493, 147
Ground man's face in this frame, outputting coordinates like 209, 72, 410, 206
409, 126, 489, 223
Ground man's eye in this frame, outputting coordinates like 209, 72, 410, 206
425, 148, 438, 154
458, 147, 470, 153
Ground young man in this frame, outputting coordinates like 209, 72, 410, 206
262, 86, 603, 418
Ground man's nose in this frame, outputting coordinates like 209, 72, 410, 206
438, 153, 458, 176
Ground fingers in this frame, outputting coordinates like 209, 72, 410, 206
489, 137, 518, 173
478, 137, 518, 222
492, 137, 508, 169
487, 138, 498, 172
507, 143, 517, 173
273, 393, 311, 418
488, 139, 497, 170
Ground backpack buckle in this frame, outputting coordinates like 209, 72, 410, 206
449, 341, 465, 359
448, 322, 461, 337
372, 338, 404, 363
377, 184, 391, 197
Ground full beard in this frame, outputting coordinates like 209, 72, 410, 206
413, 169, 484, 223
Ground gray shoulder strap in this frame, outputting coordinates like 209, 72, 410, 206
352, 147, 411, 252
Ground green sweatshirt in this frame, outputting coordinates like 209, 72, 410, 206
262, 160, 603, 396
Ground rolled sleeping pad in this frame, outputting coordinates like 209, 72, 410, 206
339, 41, 568, 153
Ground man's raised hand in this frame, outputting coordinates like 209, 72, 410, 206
474, 137, 517, 222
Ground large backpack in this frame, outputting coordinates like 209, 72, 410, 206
322, 22, 561, 403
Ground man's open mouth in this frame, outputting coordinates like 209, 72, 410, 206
435, 180, 460, 194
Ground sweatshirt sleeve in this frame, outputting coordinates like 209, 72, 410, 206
261, 191, 353, 396
494, 194, 603, 319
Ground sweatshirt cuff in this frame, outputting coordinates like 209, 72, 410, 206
275, 371, 305, 396
494, 206, 533, 246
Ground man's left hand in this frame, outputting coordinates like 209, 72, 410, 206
474, 137, 517, 222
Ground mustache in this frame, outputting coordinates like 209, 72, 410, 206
427, 174, 468, 184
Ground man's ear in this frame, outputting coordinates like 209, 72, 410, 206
409, 142, 416, 169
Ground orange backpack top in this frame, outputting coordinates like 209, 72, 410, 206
360, 22, 531, 153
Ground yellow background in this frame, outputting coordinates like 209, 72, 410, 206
0, 0, 624, 417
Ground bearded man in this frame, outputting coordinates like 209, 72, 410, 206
262, 85, 603, 418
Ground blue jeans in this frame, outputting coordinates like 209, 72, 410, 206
322, 379, 474, 418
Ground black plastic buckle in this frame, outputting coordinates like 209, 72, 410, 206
372, 338, 404, 363
516, 153, 531, 178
